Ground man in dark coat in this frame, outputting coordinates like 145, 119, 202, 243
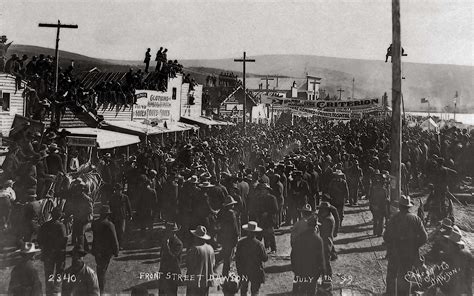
136, 176, 157, 231
346, 160, 363, 206
317, 202, 335, 291
143, 48, 151, 73
45, 143, 65, 175
236, 222, 268, 296
8, 242, 42, 296
38, 207, 67, 295
257, 182, 278, 254
62, 248, 100, 296
287, 171, 310, 225
108, 182, 132, 247
159, 222, 183, 296
384, 195, 427, 296
291, 216, 325, 295
328, 170, 348, 226
91, 205, 119, 294
216, 195, 239, 276
64, 179, 93, 250
271, 174, 284, 228
368, 173, 388, 236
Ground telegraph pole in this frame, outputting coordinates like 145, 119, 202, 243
261, 75, 274, 93
234, 52, 255, 133
453, 91, 458, 121
337, 88, 345, 100
39, 20, 78, 93
390, 0, 402, 205
352, 78, 355, 99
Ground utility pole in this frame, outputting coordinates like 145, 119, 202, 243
390, 0, 402, 207
38, 20, 78, 93
453, 91, 458, 121
337, 88, 345, 100
234, 52, 255, 133
261, 75, 274, 93
352, 78, 355, 99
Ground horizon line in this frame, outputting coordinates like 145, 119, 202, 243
11, 43, 473, 68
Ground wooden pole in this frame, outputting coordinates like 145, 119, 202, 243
234, 52, 255, 134
390, 0, 402, 204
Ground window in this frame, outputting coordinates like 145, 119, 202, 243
1, 91, 10, 112
172, 87, 177, 100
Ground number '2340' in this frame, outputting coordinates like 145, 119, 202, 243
48, 273, 77, 283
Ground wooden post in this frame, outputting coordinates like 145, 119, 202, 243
337, 88, 345, 100
390, 0, 402, 205
234, 52, 255, 133
38, 20, 78, 93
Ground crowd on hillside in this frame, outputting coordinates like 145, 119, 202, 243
2, 117, 473, 295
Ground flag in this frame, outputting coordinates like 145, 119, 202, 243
420, 98, 428, 104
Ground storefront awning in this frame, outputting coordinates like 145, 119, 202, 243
64, 127, 141, 149
103, 120, 197, 137
180, 116, 235, 126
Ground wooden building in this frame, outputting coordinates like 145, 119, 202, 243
0, 73, 25, 137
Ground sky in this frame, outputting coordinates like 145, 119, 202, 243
1, 0, 472, 65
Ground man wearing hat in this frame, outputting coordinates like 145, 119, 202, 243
368, 173, 389, 236
290, 204, 315, 247
108, 182, 132, 248
383, 195, 427, 296
317, 201, 336, 288
46, 143, 65, 175
216, 195, 239, 276
439, 225, 472, 295
328, 170, 348, 227
291, 216, 325, 295
136, 176, 157, 232
64, 178, 93, 251
8, 242, 42, 296
186, 225, 215, 296
159, 222, 183, 296
287, 170, 310, 225
38, 207, 67, 295
256, 181, 278, 254
62, 247, 100, 296
91, 205, 119, 294
424, 217, 453, 263
236, 222, 268, 296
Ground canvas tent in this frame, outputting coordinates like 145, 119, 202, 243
420, 117, 439, 132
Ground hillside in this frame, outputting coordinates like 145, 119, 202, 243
8, 45, 473, 112
180, 55, 474, 112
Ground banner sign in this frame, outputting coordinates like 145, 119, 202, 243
67, 136, 96, 147
133, 89, 181, 122
287, 98, 380, 109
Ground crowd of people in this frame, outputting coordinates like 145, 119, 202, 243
1, 46, 194, 126
2, 116, 473, 295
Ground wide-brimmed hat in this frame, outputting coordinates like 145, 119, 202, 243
165, 157, 175, 163
223, 195, 237, 207
292, 170, 302, 176
190, 225, 211, 240
46, 132, 57, 140
20, 242, 41, 254
298, 204, 314, 213
334, 170, 345, 176
184, 144, 194, 150
187, 175, 199, 184
48, 143, 59, 152
444, 225, 465, 246
165, 222, 180, 232
242, 221, 263, 232
399, 195, 414, 208
199, 181, 215, 188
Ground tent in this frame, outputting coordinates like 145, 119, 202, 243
420, 117, 439, 132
